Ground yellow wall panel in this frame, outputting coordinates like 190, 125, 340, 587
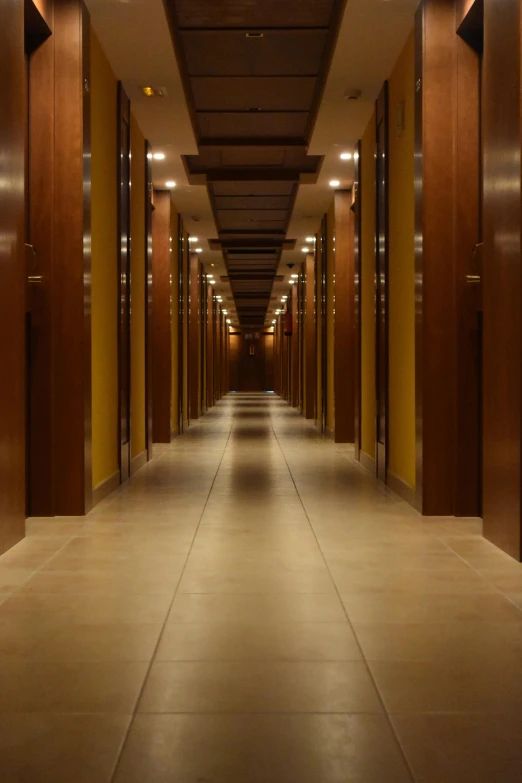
90, 31, 119, 489
361, 114, 377, 459
130, 112, 147, 460
388, 30, 416, 488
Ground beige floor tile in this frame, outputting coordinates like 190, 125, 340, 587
25, 520, 86, 538
57, 532, 194, 555
330, 566, 495, 594
115, 713, 412, 783
341, 591, 522, 623
139, 661, 382, 713
0, 566, 35, 592
369, 658, 522, 712
41, 549, 187, 573
20, 567, 182, 595
0, 591, 172, 624
392, 713, 522, 783
354, 620, 522, 662
156, 622, 362, 662
178, 566, 334, 594
0, 660, 147, 712
168, 592, 347, 624
0, 713, 130, 783
185, 547, 325, 570
0, 616, 162, 661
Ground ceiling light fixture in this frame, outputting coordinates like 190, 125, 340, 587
166, 181, 176, 188
189, 237, 198, 243
340, 152, 352, 161
329, 180, 340, 188
226, 319, 231, 324
195, 248, 203, 253
141, 86, 166, 98
306, 237, 315, 243
153, 152, 165, 160
302, 247, 310, 253
291, 274, 299, 279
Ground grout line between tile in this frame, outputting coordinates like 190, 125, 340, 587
265, 397, 417, 783
109, 399, 237, 783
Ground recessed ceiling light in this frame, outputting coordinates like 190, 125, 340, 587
281, 296, 287, 301
291, 274, 299, 279
189, 237, 198, 243
329, 180, 340, 188
289, 280, 295, 284
153, 152, 165, 160
141, 86, 166, 98
166, 181, 176, 188
306, 237, 315, 243
195, 248, 203, 253
222, 310, 228, 314
226, 319, 231, 324
272, 320, 276, 324
340, 152, 352, 161
302, 247, 310, 253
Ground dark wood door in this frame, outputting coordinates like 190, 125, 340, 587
455, 5, 483, 517
145, 141, 154, 457
117, 84, 131, 480
375, 83, 389, 482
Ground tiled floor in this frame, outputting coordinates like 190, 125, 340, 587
0, 393, 521, 781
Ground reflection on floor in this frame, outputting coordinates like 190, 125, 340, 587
0, 393, 521, 781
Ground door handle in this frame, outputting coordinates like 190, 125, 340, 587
466, 274, 481, 284
28, 275, 43, 284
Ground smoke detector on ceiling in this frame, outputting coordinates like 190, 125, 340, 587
344, 88, 362, 101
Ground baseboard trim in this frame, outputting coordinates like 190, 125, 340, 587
387, 470, 416, 506
325, 426, 335, 441
130, 450, 148, 477
359, 450, 376, 475
92, 471, 120, 508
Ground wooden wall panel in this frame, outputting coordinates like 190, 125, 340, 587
53, 0, 92, 515
228, 333, 273, 391
0, 0, 25, 554
304, 252, 316, 419
206, 285, 214, 408
353, 142, 362, 459
189, 252, 201, 419
415, 0, 457, 515
151, 190, 172, 442
334, 189, 355, 443
482, 0, 522, 559
455, 32, 482, 517
27, 9, 55, 516
291, 284, 299, 407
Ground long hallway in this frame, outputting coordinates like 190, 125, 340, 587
0, 394, 522, 781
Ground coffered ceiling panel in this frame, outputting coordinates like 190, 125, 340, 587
173, 0, 336, 29
191, 77, 317, 112
182, 30, 329, 77
164, 0, 346, 328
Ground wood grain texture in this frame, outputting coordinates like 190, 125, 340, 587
206, 285, 214, 408
0, 0, 25, 554
482, 0, 522, 559
334, 189, 355, 443
145, 142, 154, 456
189, 252, 201, 419
415, 0, 457, 515
27, 16, 55, 516
304, 252, 317, 419
151, 191, 172, 442
53, 0, 92, 515
353, 142, 362, 459
291, 284, 300, 407
455, 33, 482, 517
